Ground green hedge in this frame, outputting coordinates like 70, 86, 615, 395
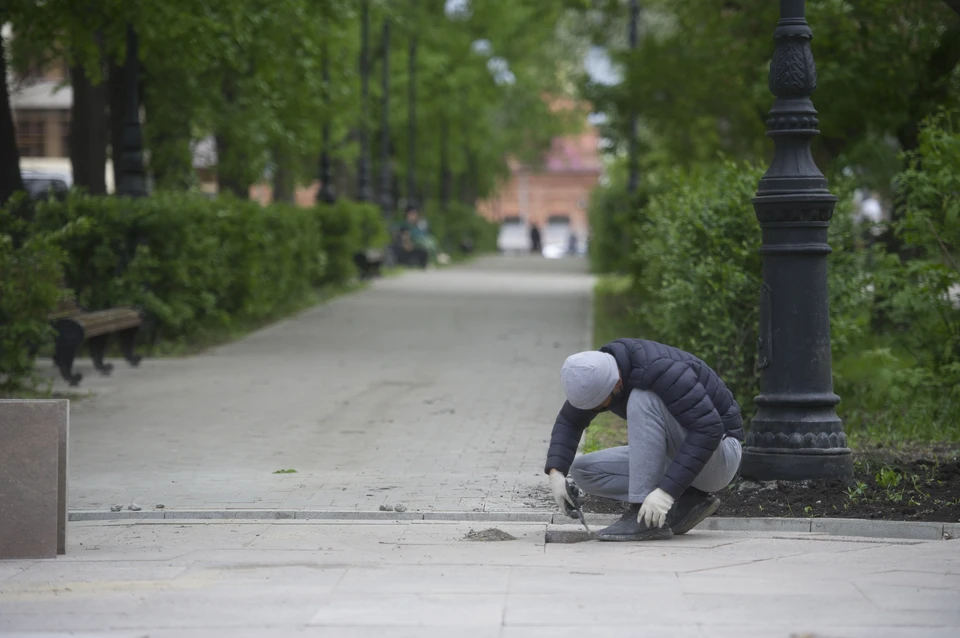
0, 192, 386, 389
0, 201, 63, 388
423, 202, 499, 257
618, 160, 870, 406
592, 114, 960, 443
316, 199, 388, 284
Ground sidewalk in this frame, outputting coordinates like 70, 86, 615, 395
1, 519, 957, 636
54, 256, 594, 513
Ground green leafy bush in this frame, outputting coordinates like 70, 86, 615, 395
593, 118, 960, 444
0, 200, 63, 389
26, 192, 386, 348
833, 111, 960, 443
587, 182, 650, 274
316, 199, 388, 284
600, 159, 870, 419
423, 202, 499, 257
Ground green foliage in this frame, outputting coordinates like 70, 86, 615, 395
27, 192, 385, 347
620, 161, 766, 402
586, 180, 651, 274
317, 199, 387, 285
0, 199, 63, 389
592, 113, 960, 446
834, 111, 960, 444
574, 0, 960, 190
424, 202, 500, 257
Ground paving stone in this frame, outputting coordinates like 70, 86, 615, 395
423, 511, 552, 523
69, 510, 165, 521
701, 516, 812, 534
162, 510, 300, 520
293, 511, 424, 521
0, 400, 64, 559
52, 257, 592, 515
812, 517, 943, 540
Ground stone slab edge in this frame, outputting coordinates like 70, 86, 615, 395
67, 510, 958, 540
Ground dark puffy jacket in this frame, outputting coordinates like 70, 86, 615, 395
544, 339, 744, 498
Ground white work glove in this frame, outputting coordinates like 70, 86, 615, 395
548, 469, 575, 516
638, 488, 675, 528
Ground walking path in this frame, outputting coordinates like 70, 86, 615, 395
2, 519, 957, 636
57, 256, 594, 513
12, 255, 960, 637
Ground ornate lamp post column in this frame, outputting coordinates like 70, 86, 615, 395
379, 19, 393, 215
117, 24, 147, 198
626, 0, 640, 194
406, 0, 418, 208
740, 0, 852, 481
317, 45, 336, 204
356, 0, 374, 202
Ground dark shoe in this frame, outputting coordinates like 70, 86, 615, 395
666, 487, 720, 535
595, 504, 674, 542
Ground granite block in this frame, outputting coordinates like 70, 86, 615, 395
0, 401, 64, 559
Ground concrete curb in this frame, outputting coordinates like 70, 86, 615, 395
68, 510, 959, 540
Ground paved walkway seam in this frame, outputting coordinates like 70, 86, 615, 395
68, 509, 958, 541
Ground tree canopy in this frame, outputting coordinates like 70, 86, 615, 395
1, 0, 585, 206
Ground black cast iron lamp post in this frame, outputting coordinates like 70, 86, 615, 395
117, 24, 147, 198
739, 0, 853, 481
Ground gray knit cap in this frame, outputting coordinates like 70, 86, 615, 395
560, 351, 620, 410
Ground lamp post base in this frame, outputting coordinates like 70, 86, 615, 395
740, 449, 853, 482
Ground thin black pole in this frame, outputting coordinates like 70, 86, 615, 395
626, 0, 640, 194
406, 0, 418, 208
379, 19, 392, 215
317, 42, 336, 204
356, 0, 373, 202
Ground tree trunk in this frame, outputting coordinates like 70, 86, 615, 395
0, 34, 24, 205
70, 60, 108, 195
215, 132, 249, 198
142, 63, 194, 190
272, 147, 294, 203
215, 77, 250, 199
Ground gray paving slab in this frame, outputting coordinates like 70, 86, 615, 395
45, 256, 592, 515
812, 517, 944, 540
1, 521, 958, 636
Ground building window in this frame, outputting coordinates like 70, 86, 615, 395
16, 115, 47, 157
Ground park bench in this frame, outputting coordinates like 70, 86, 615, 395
49, 293, 143, 386
353, 248, 385, 279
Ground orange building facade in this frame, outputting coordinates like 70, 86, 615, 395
477, 121, 602, 246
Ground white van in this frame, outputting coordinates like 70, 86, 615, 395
497, 216, 529, 254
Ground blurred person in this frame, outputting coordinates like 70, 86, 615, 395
530, 224, 542, 254
394, 205, 431, 268
545, 339, 744, 541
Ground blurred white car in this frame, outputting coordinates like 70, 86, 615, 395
542, 215, 574, 259
22, 169, 72, 201
497, 216, 528, 254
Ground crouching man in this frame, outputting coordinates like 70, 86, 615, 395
545, 338, 744, 541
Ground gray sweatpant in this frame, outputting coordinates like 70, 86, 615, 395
570, 389, 741, 503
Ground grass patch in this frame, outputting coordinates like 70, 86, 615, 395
0, 386, 91, 400
583, 411, 627, 453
